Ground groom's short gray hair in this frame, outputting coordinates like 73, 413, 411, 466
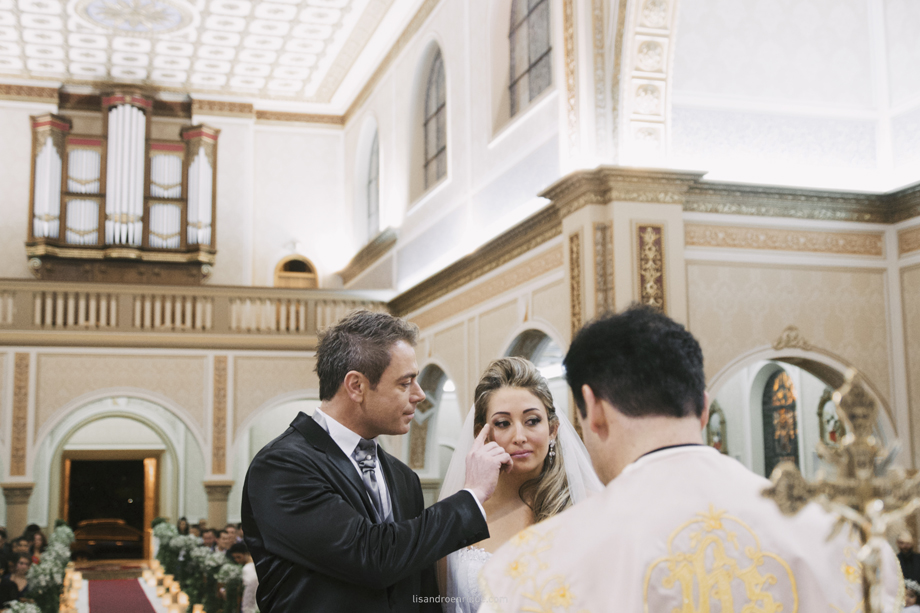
315, 310, 419, 401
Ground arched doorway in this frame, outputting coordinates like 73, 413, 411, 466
34, 396, 206, 558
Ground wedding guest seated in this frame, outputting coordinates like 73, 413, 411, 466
900, 532, 920, 583
177, 517, 190, 536
906, 579, 920, 613
0, 554, 31, 605
224, 524, 241, 544
201, 529, 217, 551
0, 529, 10, 578
7, 539, 29, 575
228, 543, 258, 613
189, 526, 201, 539
30, 531, 46, 565
215, 529, 234, 556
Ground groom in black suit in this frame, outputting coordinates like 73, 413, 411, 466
242, 310, 511, 612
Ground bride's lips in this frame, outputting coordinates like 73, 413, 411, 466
510, 450, 532, 459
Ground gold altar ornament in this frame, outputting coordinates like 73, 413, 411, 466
763, 369, 920, 613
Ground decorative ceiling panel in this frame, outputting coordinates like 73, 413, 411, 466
0, 0, 396, 103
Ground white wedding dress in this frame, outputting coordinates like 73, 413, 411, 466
437, 408, 603, 613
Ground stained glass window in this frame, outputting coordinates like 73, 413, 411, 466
423, 51, 446, 189
509, 0, 552, 117
762, 370, 799, 478
367, 131, 379, 239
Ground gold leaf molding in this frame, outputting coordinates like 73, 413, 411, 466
898, 226, 920, 256
685, 224, 884, 257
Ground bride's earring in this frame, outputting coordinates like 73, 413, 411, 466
548, 439, 556, 462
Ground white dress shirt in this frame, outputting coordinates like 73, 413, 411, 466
314, 408, 392, 521
312, 408, 486, 519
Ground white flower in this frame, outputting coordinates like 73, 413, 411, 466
215, 562, 242, 584
9, 602, 42, 613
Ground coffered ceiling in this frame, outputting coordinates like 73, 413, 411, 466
0, 0, 418, 109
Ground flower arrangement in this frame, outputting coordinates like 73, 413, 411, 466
216, 562, 243, 613
26, 524, 74, 612
8, 602, 42, 613
152, 521, 180, 575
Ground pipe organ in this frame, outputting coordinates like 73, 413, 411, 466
27, 91, 220, 285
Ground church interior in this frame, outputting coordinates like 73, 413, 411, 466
0, 0, 919, 608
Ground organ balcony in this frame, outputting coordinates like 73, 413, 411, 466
0, 278, 387, 350
27, 91, 219, 286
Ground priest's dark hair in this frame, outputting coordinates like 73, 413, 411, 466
315, 310, 419, 401
564, 304, 705, 419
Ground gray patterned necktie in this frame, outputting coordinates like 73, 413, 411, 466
352, 438, 386, 523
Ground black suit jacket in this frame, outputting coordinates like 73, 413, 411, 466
242, 411, 489, 612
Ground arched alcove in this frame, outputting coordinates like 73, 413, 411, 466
407, 364, 460, 480
506, 328, 568, 421
273, 254, 318, 289
32, 396, 206, 544
708, 353, 895, 480
228, 395, 321, 523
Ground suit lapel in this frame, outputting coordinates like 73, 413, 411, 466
377, 449, 404, 521
290, 412, 379, 521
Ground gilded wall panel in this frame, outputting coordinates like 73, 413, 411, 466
35, 355, 207, 433
900, 266, 920, 467
430, 323, 467, 406
687, 264, 890, 403
233, 357, 318, 438
409, 246, 564, 331
532, 280, 569, 341
479, 302, 519, 371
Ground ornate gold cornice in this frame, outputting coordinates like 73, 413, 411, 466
192, 99, 254, 118
684, 182, 886, 223
255, 110, 344, 126
685, 224, 885, 257
339, 227, 398, 285
0, 84, 58, 104
389, 204, 562, 316
540, 167, 705, 218
890, 182, 920, 224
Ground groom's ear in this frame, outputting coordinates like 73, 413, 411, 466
343, 370, 367, 403
581, 384, 609, 440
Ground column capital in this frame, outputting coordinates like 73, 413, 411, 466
203, 479, 234, 501
1, 482, 34, 504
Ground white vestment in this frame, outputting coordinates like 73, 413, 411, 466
477, 445, 903, 613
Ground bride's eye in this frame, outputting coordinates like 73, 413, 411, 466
493, 420, 509, 428
526, 417, 541, 426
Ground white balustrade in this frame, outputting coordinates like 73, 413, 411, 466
33, 291, 117, 328
132, 294, 212, 330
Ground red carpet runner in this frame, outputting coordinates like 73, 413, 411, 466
89, 579, 156, 613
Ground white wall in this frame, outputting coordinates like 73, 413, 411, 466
342, 0, 563, 291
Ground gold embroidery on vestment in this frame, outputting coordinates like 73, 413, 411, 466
643, 505, 798, 613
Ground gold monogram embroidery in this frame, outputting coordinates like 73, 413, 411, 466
479, 527, 590, 613
643, 505, 798, 613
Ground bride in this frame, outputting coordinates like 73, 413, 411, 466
437, 357, 603, 612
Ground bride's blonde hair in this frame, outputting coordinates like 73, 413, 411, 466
473, 357, 571, 523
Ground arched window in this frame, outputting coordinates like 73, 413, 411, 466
506, 329, 568, 420
761, 369, 799, 478
509, 0, 552, 117
273, 255, 317, 289
424, 50, 447, 189
366, 131, 379, 239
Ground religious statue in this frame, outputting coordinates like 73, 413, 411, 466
764, 369, 919, 613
